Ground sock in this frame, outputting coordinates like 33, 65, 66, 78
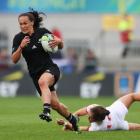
43, 103, 51, 114
66, 113, 79, 131
66, 113, 76, 124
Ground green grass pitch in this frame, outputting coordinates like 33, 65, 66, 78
0, 96, 140, 140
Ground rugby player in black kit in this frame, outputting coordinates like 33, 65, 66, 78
11, 8, 79, 132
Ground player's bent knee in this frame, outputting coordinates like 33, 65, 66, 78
38, 79, 49, 89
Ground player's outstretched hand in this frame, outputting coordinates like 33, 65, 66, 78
57, 119, 65, 125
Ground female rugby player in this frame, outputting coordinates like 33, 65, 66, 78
11, 8, 79, 132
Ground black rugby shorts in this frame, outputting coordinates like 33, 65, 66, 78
31, 65, 60, 95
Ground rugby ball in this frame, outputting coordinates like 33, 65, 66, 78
40, 33, 58, 53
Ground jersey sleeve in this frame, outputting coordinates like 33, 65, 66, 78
12, 35, 21, 54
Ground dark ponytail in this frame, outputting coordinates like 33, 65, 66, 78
90, 106, 110, 122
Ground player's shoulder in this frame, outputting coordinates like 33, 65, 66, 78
13, 32, 24, 41
14, 32, 23, 37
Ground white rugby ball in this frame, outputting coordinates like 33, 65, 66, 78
40, 34, 58, 53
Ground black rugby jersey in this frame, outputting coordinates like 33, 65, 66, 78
12, 28, 57, 76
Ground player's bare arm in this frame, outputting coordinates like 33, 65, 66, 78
74, 107, 88, 116
12, 36, 30, 63
74, 104, 99, 116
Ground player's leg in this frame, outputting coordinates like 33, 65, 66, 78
119, 92, 140, 109
51, 91, 79, 131
38, 72, 55, 122
51, 91, 70, 117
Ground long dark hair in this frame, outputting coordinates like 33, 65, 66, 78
90, 106, 110, 122
18, 8, 46, 30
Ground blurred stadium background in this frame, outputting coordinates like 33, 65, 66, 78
0, 0, 140, 98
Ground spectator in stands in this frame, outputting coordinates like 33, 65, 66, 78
0, 30, 9, 70
66, 47, 78, 71
118, 14, 133, 58
83, 48, 98, 74
50, 27, 63, 59
52, 27, 63, 39
0, 48, 10, 70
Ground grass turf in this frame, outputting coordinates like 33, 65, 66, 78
0, 96, 140, 140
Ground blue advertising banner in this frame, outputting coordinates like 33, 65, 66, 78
0, 0, 118, 14
1, 0, 140, 14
